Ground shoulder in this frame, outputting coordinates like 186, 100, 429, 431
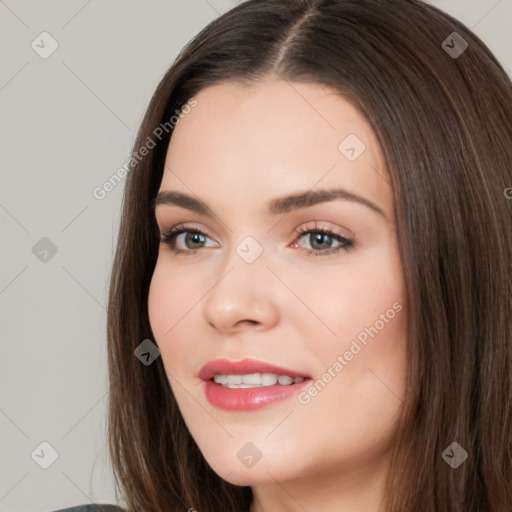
51, 505, 126, 512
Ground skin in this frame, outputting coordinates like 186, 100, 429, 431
148, 76, 408, 512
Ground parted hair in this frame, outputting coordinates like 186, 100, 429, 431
106, 1, 512, 510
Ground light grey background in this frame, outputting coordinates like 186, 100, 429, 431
1, 1, 510, 511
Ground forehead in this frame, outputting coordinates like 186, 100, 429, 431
160, 78, 392, 218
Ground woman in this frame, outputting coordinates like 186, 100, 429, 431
57, 0, 512, 510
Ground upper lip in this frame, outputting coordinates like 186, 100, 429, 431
199, 358, 311, 381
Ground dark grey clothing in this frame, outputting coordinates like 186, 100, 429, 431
51, 505, 125, 512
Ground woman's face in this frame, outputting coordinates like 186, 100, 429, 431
148, 77, 407, 499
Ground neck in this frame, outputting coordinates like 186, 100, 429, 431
249, 454, 389, 512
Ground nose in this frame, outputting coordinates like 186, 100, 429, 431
202, 249, 280, 334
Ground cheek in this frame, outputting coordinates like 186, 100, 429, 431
289, 252, 405, 346
319, 270, 407, 412
293, 248, 407, 405
147, 259, 213, 385
147, 263, 188, 352
147, 267, 168, 340
148, 258, 195, 323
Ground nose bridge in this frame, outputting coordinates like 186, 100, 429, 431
202, 233, 279, 332
216, 230, 268, 282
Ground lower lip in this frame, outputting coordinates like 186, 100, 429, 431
204, 379, 311, 411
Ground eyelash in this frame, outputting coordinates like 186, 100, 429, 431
159, 222, 355, 257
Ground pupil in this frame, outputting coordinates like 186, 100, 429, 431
187, 232, 204, 248
311, 233, 331, 250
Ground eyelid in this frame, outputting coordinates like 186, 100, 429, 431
159, 221, 215, 239
293, 220, 355, 239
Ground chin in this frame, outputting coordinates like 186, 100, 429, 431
199, 445, 304, 487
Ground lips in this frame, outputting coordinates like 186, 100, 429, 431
199, 358, 312, 411
199, 358, 311, 381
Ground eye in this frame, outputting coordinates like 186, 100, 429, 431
159, 223, 217, 255
292, 222, 355, 256
158, 221, 355, 257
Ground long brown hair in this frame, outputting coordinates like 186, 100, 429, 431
106, 1, 512, 510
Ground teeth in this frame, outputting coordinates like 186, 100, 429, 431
261, 373, 278, 386
277, 375, 294, 385
215, 374, 228, 385
241, 373, 261, 385
213, 373, 305, 388
226, 375, 242, 385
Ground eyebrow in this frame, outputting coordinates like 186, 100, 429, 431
152, 187, 386, 218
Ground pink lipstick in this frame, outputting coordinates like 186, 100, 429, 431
199, 358, 311, 411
